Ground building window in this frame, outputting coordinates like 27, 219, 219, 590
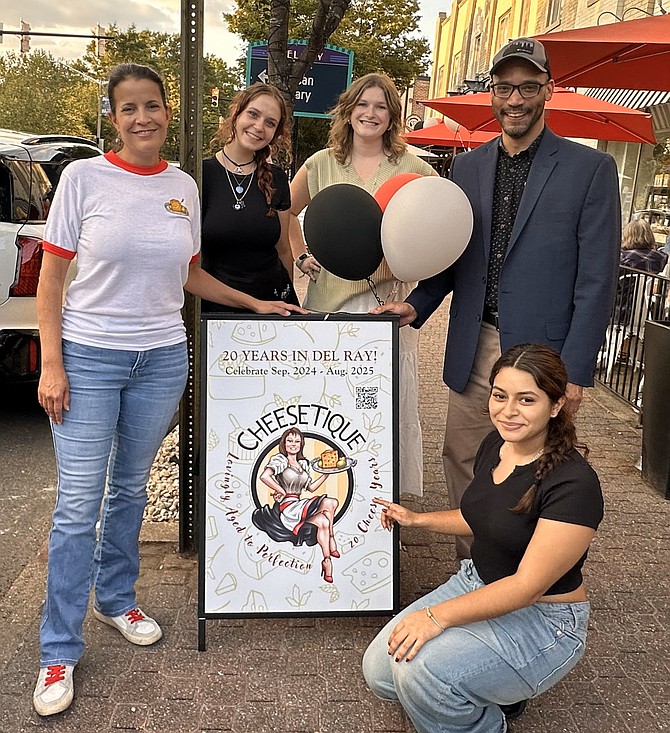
496, 12, 510, 53
468, 34, 482, 79
436, 64, 446, 97
519, 0, 530, 35
450, 52, 461, 91
546, 0, 562, 27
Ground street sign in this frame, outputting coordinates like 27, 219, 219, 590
246, 41, 354, 119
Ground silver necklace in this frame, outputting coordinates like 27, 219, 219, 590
224, 165, 254, 211
501, 441, 544, 464
229, 168, 251, 195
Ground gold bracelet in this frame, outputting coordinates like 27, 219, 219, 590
425, 606, 445, 632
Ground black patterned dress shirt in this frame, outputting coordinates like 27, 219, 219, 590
485, 130, 545, 311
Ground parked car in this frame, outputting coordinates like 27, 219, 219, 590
0, 131, 101, 381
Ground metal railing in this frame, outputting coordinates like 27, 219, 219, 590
595, 265, 670, 408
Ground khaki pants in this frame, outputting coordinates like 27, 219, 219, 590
442, 323, 501, 560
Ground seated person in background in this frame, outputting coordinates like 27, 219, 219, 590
363, 343, 603, 733
620, 219, 668, 274
615, 219, 668, 360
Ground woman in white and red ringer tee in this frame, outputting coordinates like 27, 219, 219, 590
32, 63, 305, 718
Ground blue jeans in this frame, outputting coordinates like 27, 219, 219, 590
40, 340, 188, 666
362, 560, 590, 733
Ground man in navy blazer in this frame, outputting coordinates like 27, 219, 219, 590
374, 37, 620, 559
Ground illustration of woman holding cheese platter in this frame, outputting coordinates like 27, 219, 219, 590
252, 427, 346, 583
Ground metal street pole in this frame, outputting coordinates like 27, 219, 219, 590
178, 0, 203, 554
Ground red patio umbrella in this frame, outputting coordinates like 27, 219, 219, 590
533, 14, 670, 92
420, 87, 656, 144
404, 121, 496, 148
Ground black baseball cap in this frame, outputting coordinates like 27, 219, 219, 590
490, 38, 551, 77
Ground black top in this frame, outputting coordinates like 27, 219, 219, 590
461, 430, 603, 594
485, 131, 544, 311
200, 158, 296, 312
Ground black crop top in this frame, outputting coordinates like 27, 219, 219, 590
461, 431, 603, 595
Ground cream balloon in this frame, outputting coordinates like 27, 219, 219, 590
381, 177, 473, 282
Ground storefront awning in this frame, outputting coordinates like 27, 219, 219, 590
585, 88, 670, 110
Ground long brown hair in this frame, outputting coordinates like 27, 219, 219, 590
488, 343, 588, 514
327, 73, 406, 165
210, 83, 292, 213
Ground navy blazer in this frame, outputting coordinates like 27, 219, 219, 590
407, 128, 621, 393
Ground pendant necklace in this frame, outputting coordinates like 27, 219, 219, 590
224, 165, 255, 211
229, 169, 249, 195
222, 148, 255, 174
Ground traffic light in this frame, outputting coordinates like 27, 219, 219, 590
20, 19, 30, 53
211, 87, 219, 107
96, 25, 106, 57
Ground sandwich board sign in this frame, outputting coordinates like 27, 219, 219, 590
198, 314, 398, 649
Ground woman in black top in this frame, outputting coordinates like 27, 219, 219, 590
363, 343, 603, 733
201, 84, 299, 312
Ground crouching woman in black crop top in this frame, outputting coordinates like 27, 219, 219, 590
363, 343, 603, 733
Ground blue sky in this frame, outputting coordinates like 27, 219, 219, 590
1, 0, 453, 70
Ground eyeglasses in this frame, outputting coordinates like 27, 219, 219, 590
490, 82, 548, 99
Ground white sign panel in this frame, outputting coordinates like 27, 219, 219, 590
199, 315, 399, 620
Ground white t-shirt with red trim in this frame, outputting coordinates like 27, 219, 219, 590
43, 151, 200, 350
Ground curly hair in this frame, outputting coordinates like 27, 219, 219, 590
488, 343, 588, 514
622, 218, 656, 251
327, 73, 406, 165
210, 83, 292, 214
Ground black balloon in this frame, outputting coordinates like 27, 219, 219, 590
303, 184, 383, 281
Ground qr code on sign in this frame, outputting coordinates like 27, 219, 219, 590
356, 386, 378, 410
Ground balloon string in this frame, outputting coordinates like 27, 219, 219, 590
386, 279, 401, 304
366, 278, 384, 307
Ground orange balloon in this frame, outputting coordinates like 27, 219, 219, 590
374, 173, 423, 212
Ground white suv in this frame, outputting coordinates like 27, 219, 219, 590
0, 131, 100, 380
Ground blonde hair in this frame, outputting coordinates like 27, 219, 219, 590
327, 73, 406, 165
622, 219, 656, 251
210, 84, 292, 212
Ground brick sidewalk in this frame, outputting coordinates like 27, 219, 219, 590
2, 300, 669, 733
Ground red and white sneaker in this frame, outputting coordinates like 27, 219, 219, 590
33, 664, 74, 716
93, 606, 162, 645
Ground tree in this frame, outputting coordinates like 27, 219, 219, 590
0, 51, 95, 136
225, 0, 430, 97
265, 0, 352, 113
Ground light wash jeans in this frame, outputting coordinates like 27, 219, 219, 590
362, 560, 590, 733
40, 340, 188, 666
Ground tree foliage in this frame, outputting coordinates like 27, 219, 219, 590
0, 51, 95, 136
225, 0, 430, 92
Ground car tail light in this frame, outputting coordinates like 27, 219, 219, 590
9, 235, 43, 297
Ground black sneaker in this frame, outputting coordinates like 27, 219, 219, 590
498, 700, 527, 721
